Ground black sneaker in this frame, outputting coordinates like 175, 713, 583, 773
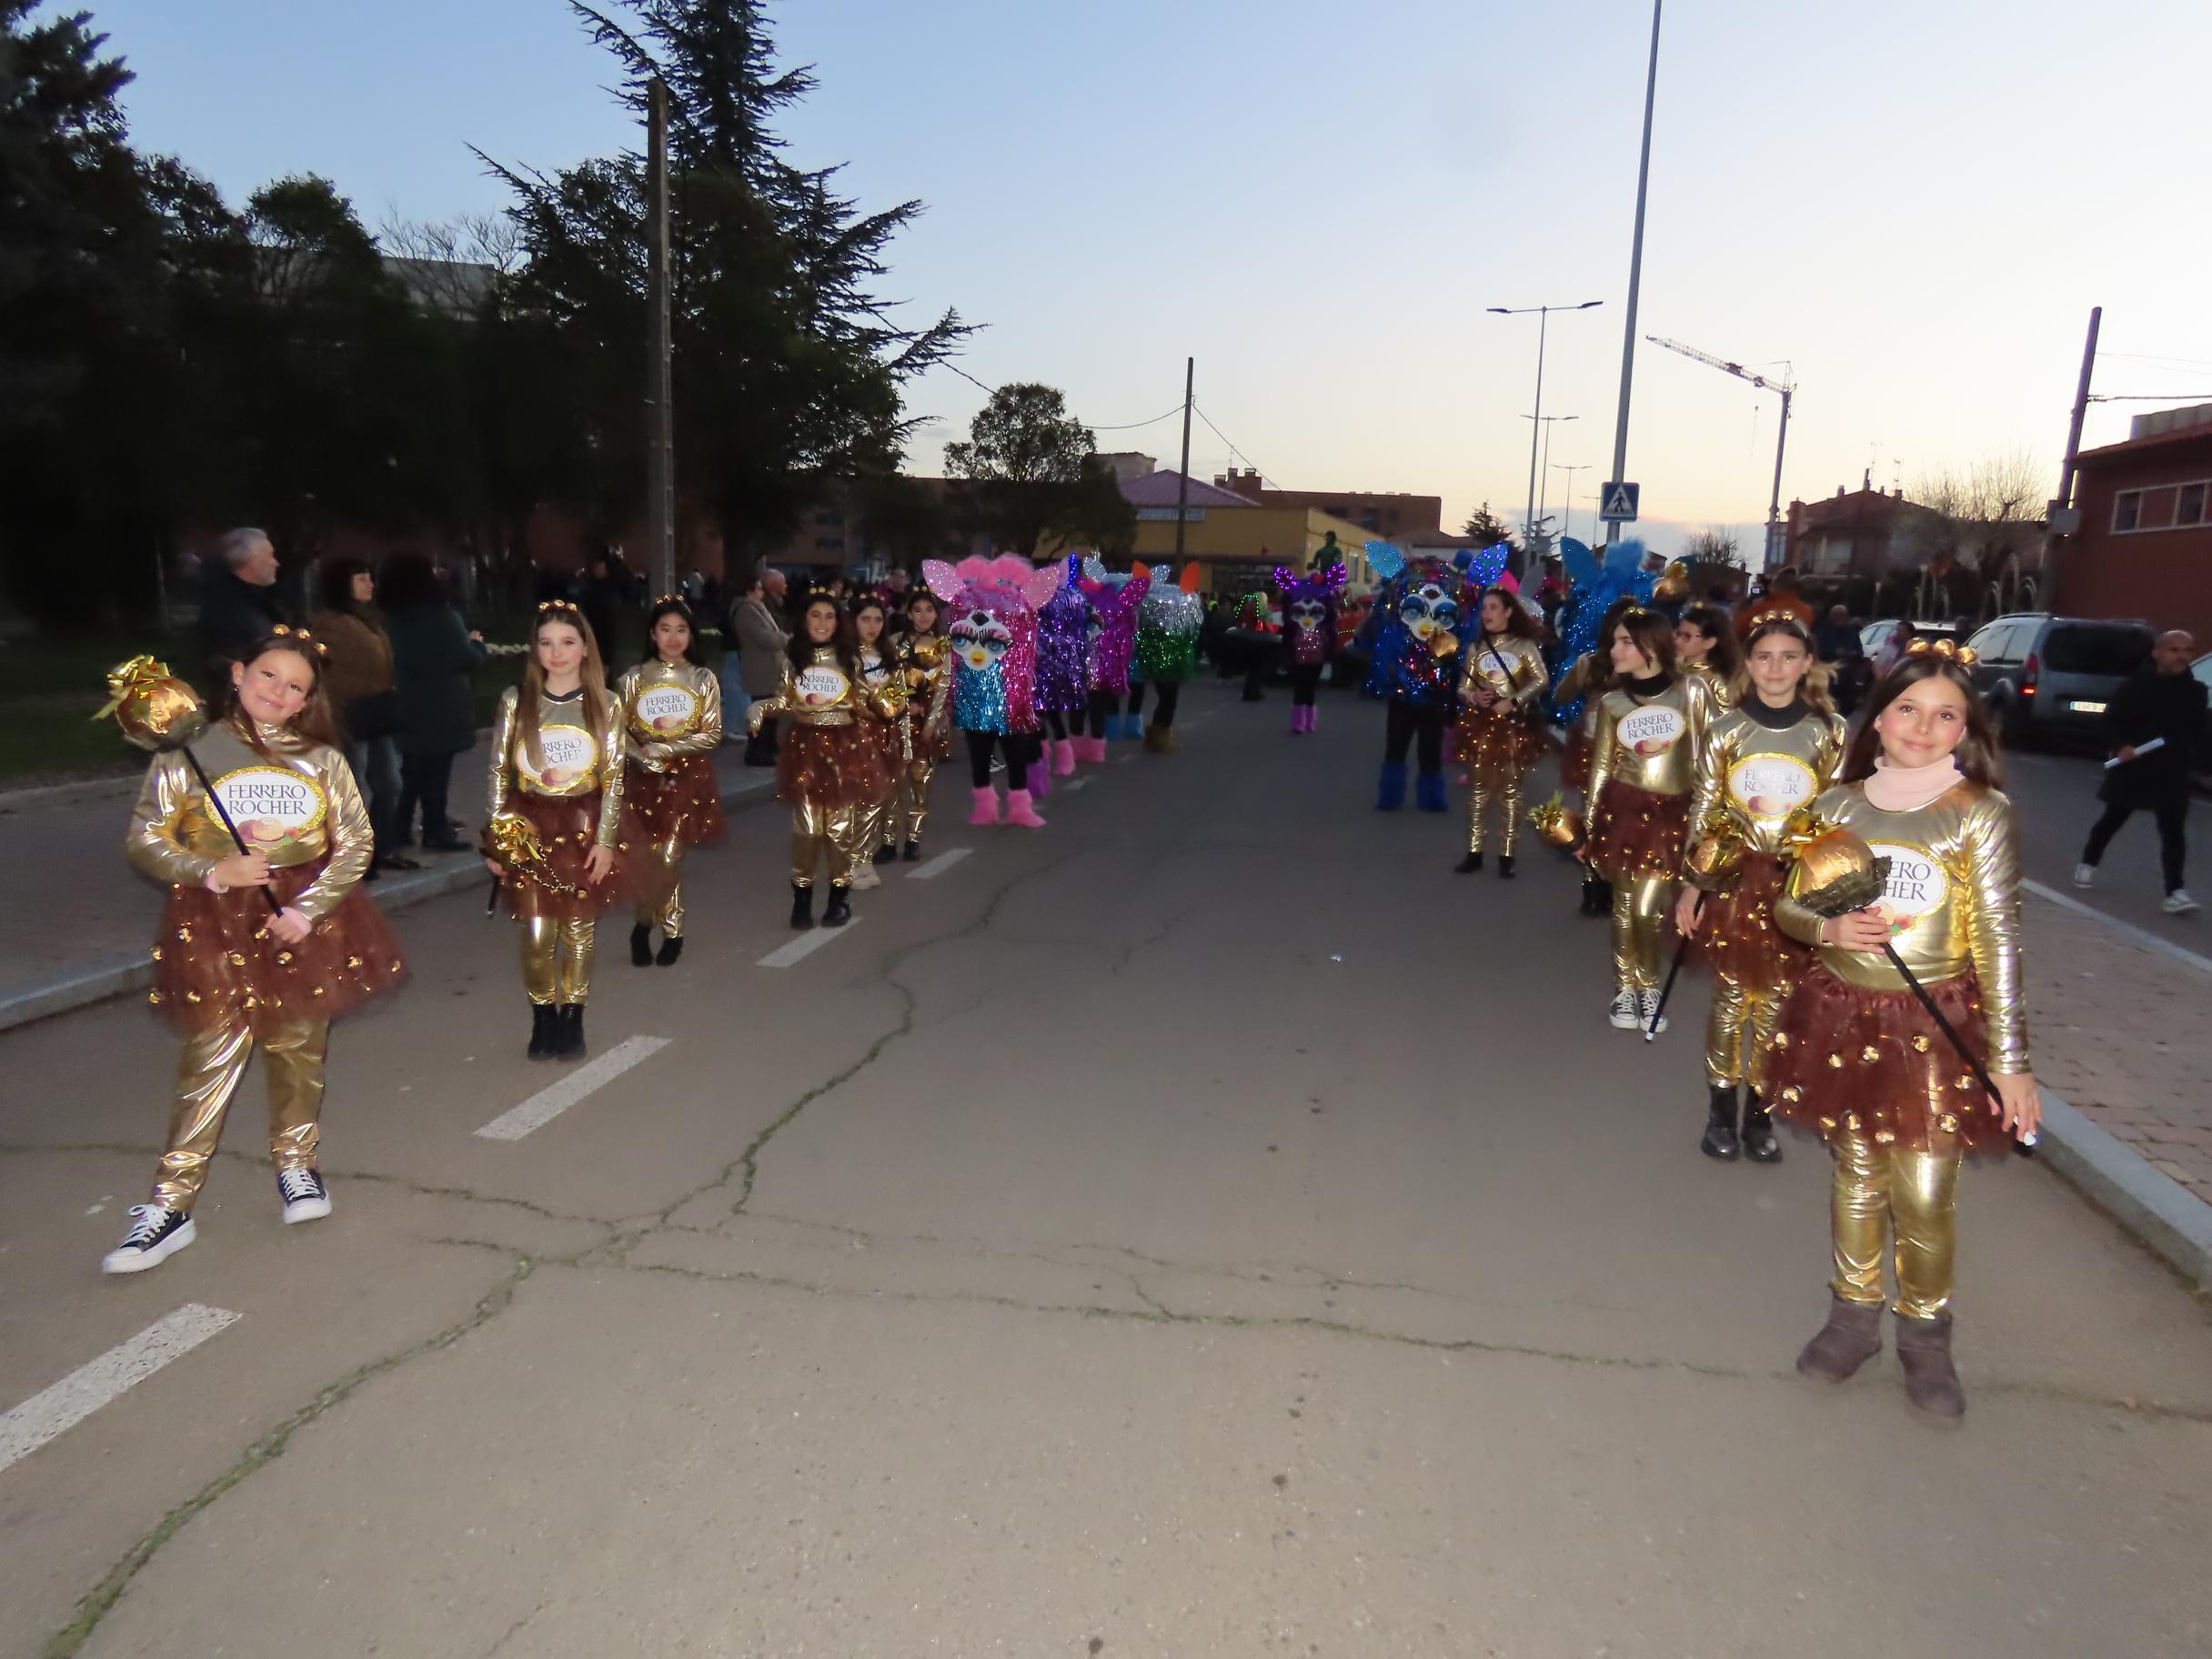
1454, 851, 1483, 874
277, 1167, 332, 1223
101, 1205, 196, 1273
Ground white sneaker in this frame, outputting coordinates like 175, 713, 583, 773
1638, 990, 1669, 1035
1608, 990, 1641, 1030
848, 865, 881, 891
2073, 863, 2096, 889
2165, 890, 2201, 915
276, 1167, 332, 1224
101, 1205, 196, 1272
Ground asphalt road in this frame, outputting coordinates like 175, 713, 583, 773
4, 686, 2209, 1658
1997, 743, 2208, 942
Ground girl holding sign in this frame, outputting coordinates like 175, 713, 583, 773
104, 629, 407, 1273
1581, 608, 1720, 1032
1453, 585, 1549, 877
747, 590, 900, 929
486, 601, 637, 1061
1765, 643, 2039, 1420
1674, 606, 1846, 1161
618, 598, 726, 969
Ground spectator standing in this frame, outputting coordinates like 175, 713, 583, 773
383, 552, 486, 851
311, 558, 415, 875
2074, 629, 2207, 914
1873, 618, 1916, 679
198, 528, 288, 691
577, 548, 630, 667
732, 565, 791, 766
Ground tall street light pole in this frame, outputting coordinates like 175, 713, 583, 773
646, 76, 676, 598
1523, 413, 1578, 548
1490, 300, 1602, 565
1553, 463, 1592, 544
1607, 0, 1664, 500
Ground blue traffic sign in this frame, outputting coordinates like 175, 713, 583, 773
1599, 481, 1640, 523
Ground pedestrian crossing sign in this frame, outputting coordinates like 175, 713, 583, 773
1599, 481, 1640, 523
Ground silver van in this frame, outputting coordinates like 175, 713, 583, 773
1963, 613, 2156, 747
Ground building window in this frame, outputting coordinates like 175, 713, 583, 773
2180, 483, 2207, 527
2113, 491, 2140, 532
2112, 479, 2211, 533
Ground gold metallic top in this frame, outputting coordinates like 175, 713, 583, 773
487, 685, 626, 846
749, 645, 901, 730
124, 718, 372, 924
896, 631, 952, 739
1684, 656, 1735, 709
1775, 780, 2030, 1072
1585, 672, 1719, 801
1458, 632, 1547, 713
615, 659, 724, 773
1688, 705, 1848, 856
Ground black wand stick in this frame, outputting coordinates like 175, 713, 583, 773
1879, 940, 2036, 1155
181, 749, 284, 917
1644, 891, 1704, 1041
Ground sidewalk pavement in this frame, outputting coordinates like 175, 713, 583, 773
0, 738, 774, 1033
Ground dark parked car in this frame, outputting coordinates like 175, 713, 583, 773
1962, 613, 2157, 747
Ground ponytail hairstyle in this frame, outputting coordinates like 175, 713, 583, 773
1606, 605, 1676, 688
520, 599, 612, 776
1678, 603, 1741, 680
1842, 643, 2001, 787
222, 627, 345, 752
1731, 609, 1835, 715
640, 596, 703, 667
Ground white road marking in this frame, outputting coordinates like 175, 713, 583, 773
2022, 880, 2212, 978
1061, 778, 1091, 793
0, 1304, 240, 1474
1116, 753, 1136, 766
905, 848, 973, 881
756, 918, 862, 968
473, 1035, 672, 1140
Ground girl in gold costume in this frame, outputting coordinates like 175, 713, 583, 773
1673, 602, 1740, 709
1766, 645, 2040, 1419
1581, 608, 1719, 1032
1452, 586, 1548, 878
1675, 608, 1846, 1162
618, 598, 725, 969
1558, 595, 1642, 917
748, 591, 900, 930
104, 630, 407, 1273
847, 595, 900, 890
485, 602, 638, 1063
889, 589, 953, 861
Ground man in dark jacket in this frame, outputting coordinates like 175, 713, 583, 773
2074, 629, 2207, 914
198, 528, 287, 690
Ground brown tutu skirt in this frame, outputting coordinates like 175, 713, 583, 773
1766, 966, 2008, 1155
778, 721, 892, 810
1453, 709, 1547, 786
496, 791, 670, 925
1586, 780, 1690, 881
627, 755, 727, 848
151, 859, 406, 1038
1561, 724, 1594, 792
1692, 850, 1811, 993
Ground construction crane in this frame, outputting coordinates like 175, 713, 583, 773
1646, 335, 1795, 569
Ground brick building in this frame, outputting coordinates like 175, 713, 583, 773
1210, 468, 1444, 545
1784, 483, 1946, 578
2053, 403, 2212, 643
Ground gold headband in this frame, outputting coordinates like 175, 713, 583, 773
538, 599, 582, 617
1905, 636, 1978, 667
1744, 607, 1811, 632
268, 624, 328, 658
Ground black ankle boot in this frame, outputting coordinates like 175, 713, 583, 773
822, 884, 852, 928
527, 1004, 558, 1061
1741, 1094, 1782, 1162
789, 881, 814, 930
900, 841, 921, 861
871, 844, 897, 865
1497, 853, 1516, 879
655, 935, 684, 967
1701, 1084, 1741, 1160
1455, 850, 1484, 874
556, 1004, 587, 1059
629, 923, 652, 966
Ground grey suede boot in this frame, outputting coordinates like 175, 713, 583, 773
1895, 1312, 1966, 1420
1795, 1293, 1884, 1382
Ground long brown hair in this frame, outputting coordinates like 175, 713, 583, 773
1608, 606, 1675, 686
1731, 616, 1835, 716
520, 601, 612, 775
1842, 651, 2002, 786
1678, 603, 1741, 679
220, 630, 346, 752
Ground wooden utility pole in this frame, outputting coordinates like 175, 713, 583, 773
1173, 357, 1194, 563
646, 77, 676, 597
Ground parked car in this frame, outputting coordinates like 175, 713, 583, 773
1858, 618, 1963, 661
1961, 613, 2157, 747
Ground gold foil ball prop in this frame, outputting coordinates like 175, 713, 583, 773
868, 682, 909, 722
1527, 791, 1585, 850
1783, 811, 1892, 919
909, 634, 949, 669
484, 809, 548, 868
1684, 819, 1749, 893
95, 656, 209, 752
1653, 561, 1691, 602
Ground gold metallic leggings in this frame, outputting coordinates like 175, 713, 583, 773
1706, 977, 1785, 1090
1466, 767, 1527, 855
791, 800, 856, 889
1830, 1128, 1963, 1318
520, 915, 597, 1005
152, 1020, 327, 1212
900, 756, 938, 847
635, 837, 685, 937
1610, 874, 1674, 992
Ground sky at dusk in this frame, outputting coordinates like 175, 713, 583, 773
77, 0, 2212, 557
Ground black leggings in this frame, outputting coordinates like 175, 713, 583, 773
1079, 692, 1118, 736
1128, 680, 1181, 728
1384, 700, 1446, 773
1041, 707, 1069, 741
397, 749, 457, 840
967, 729, 1042, 788
1289, 664, 1322, 707
2084, 793, 2189, 892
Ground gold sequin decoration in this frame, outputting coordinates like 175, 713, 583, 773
1781, 1086, 1803, 1102
276, 950, 294, 965
1773, 1032, 1790, 1050
347, 956, 363, 969
1874, 1129, 1895, 1144
1955, 1074, 1972, 1091
1860, 1045, 1880, 1063
150, 946, 163, 961
1938, 1113, 1959, 1132
1826, 1052, 1844, 1069
1911, 1034, 1931, 1053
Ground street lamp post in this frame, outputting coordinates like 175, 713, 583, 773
1607, 0, 1664, 496
1490, 300, 1602, 564
1553, 463, 1593, 543
1523, 414, 1578, 549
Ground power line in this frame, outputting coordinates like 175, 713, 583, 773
1192, 403, 1281, 488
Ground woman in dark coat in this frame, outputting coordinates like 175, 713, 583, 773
383, 553, 486, 851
